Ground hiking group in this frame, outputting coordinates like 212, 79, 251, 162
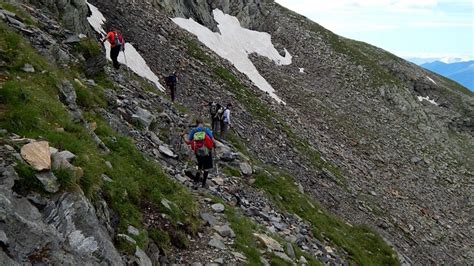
100, 28, 234, 189
182, 102, 232, 188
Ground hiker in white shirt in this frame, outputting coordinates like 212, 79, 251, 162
221, 103, 232, 139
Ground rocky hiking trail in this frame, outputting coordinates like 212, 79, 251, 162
99, 65, 351, 265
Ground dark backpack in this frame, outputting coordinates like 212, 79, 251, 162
166, 75, 177, 86
209, 103, 219, 116
216, 106, 225, 120
113, 32, 123, 49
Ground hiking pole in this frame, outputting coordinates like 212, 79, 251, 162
122, 48, 131, 78
214, 146, 219, 177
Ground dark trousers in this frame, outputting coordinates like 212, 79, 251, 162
211, 118, 220, 138
168, 84, 176, 102
220, 121, 229, 139
110, 46, 121, 69
195, 170, 209, 188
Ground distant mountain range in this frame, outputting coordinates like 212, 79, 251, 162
421, 60, 474, 91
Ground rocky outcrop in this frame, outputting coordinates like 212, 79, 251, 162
27, 0, 92, 35
0, 145, 123, 265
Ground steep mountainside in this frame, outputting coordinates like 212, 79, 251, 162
0, 0, 473, 265
422, 60, 474, 91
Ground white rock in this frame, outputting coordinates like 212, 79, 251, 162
20, 141, 51, 171
211, 203, 225, 213
253, 233, 283, 252
127, 226, 140, 236
159, 145, 177, 158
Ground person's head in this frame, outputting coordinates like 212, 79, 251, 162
195, 117, 204, 126
227, 103, 232, 108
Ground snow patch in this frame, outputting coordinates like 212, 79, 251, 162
299, 68, 305, 73
172, 9, 292, 104
417, 96, 439, 106
86, 2, 164, 91
426, 76, 437, 85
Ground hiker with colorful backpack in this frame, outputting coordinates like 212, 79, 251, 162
206, 101, 225, 139
182, 117, 215, 188
100, 27, 125, 69
165, 73, 178, 102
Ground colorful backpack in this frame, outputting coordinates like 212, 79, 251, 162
192, 131, 213, 156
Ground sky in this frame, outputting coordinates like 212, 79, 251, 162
275, 0, 474, 63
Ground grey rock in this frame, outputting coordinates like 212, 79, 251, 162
161, 198, 173, 211
214, 258, 224, 264
158, 145, 178, 158
0, 166, 19, 189
64, 34, 81, 44
118, 233, 137, 245
135, 247, 152, 266
220, 151, 238, 162
35, 171, 60, 193
56, 150, 76, 162
0, 9, 16, 18
21, 64, 35, 73
128, 225, 140, 236
239, 162, 252, 176
175, 174, 187, 183
6, 16, 25, 28
213, 224, 235, 238
191, 263, 203, 266
211, 203, 225, 213
105, 161, 113, 169
132, 107, 155, 129
101, 174, 113, 182
145, 241, 161, 266
0, 230, 8, 245
200, 212, 218, 226
286, 243, 296, 258
149, 131, 162, 145
299, 255, 308, 264
0, 250, 19, 266
260, 257, 271, 266
274, 251, 293, 263
208, 237, 226, 250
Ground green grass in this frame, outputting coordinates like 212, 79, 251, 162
73, 38, 101, 58
224, 205, 264, 265
253, 168, 399, 266
222, 165, 241, 177
186, 40, 212, 63
0, 3, 36, 26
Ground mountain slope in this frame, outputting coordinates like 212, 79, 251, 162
421, 60, 474, 91
85, 0, 474, 263
0, 1, 398, 265
1, 0, 473, 265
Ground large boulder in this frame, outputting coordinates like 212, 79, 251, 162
20, 141, 51, 171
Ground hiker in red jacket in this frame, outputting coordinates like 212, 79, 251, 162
100, 28, 125, 69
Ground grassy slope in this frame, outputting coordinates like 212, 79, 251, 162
0, 21, 198, 250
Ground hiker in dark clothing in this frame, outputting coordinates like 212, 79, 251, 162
206, 101, 224, 139
165, 73, 178, 102
100, 28, 125, 69
183, 118, 215, 188
220, 103, 232, 140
